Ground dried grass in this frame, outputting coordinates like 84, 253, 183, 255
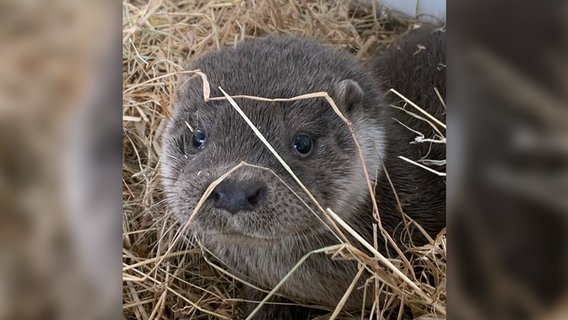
122, 0, 445, 319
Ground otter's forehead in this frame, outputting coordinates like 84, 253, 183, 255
192, 99, 336, 130
188, 37, 361, 98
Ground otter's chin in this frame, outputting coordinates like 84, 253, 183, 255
199, 226, 325, 247
208, 233, 281, 246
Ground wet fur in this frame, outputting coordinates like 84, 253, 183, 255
161, 26, 446, 319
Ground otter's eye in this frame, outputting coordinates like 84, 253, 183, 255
192, 128, 207, 149
292, 133, 313, 157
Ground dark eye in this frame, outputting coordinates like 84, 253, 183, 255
192, 128, 207, 149
292, 133, 313, 157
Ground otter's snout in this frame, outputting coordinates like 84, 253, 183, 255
210, 180, 267, 214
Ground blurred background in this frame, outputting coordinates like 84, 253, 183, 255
0, 1, 121, 319
450, 0, 568, 319
0, 0, 566, 319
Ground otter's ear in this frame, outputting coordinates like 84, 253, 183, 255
335, 79, 364, 114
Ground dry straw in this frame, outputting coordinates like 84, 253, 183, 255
122, 0, 445, 319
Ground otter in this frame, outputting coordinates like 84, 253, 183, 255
161, 26, 446, 319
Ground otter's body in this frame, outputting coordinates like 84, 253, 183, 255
161, 27, 445, 319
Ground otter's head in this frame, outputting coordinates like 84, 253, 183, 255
161, 37, 386, 245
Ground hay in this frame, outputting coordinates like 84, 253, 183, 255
122, 0, 445, 319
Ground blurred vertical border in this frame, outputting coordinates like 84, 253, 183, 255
449, 0, 568, 319
0, 0, 122, 320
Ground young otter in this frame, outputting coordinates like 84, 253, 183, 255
161, 26, 445, 319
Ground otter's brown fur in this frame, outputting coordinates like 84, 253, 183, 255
161, 26, 445, 319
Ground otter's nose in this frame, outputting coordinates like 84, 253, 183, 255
210, 180, 267, 214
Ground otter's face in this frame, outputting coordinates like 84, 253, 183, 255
160, 38, 385, 245
161, 88, 384, 244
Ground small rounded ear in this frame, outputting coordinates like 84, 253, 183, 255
335, 79, 364, 114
